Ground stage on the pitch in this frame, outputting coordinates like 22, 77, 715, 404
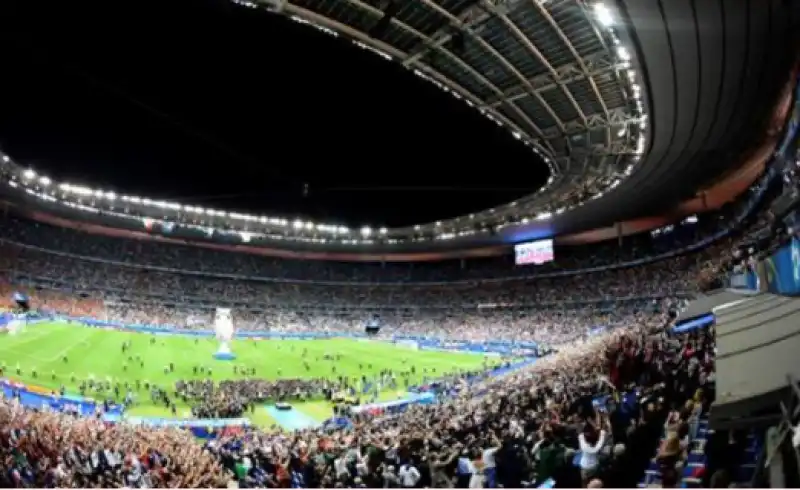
212, 352, 236, 361
264, 405, 319, 431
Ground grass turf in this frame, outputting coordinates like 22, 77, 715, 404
0, 321, 490, 427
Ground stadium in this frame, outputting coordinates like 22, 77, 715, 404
0, 0, 800, 488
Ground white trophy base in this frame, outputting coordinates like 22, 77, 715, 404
6, 319, 24, 336
212, 341, 236, 360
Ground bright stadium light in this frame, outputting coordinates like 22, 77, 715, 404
594, 3, 614, 27
23, 169, 36, 180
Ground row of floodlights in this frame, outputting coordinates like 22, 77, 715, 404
7, 163, 561, 244
6, 154, 559, 242
11, 165, 389, 237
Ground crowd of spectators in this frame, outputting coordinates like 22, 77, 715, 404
0, 399, 230, 487
0, 214, 761, 345
0, 199, 776, 348
0, 308, 716, 488
0, 221, 744, 489
0, 282, 102, 317
99, 303, 666, 344
2, 240, 698, 306
0, 215, 730, 284
0, 164, 790, 488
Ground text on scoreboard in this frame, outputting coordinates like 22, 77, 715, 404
514, 239, 554, 266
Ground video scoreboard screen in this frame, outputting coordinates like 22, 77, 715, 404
514, 239, 554, 266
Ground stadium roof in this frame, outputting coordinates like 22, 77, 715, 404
258, 0, 648, 219
1, 0, 798, 257
255, 0, 799, 237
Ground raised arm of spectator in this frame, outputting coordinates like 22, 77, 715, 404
490, 431, 503, 450
579, 429, 607, 454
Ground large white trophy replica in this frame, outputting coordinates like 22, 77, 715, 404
6, 314, 25, 336
213, 307, 236, 360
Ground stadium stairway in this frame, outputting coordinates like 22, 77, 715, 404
639, 417, 761, 488
678, 418, 709, 488
639, 416, 709, 488
732, 431, 761, 485
682, 427, 761, 488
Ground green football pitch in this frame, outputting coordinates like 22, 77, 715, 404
0, 321, 491, 427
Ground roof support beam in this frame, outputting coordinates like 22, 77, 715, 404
278, 1, 561, 157
481, 1, 586, 127
480, 106, 641, 141
330, 0, 555, 144
401, 2, 491, 67
529, 0, 609, 139
565, 140, 639, 157
542, 107, 643, 138
414, 0, 567, 133
269, 0, 639, 199
484, 52, 625, 107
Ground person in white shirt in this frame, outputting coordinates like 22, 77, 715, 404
578, 426, 607, 485
482, 432, 502, 488
334, 457, 349, 481
469, 468, 484, 489
398, 463, 421, 488
456, 453, 476, 488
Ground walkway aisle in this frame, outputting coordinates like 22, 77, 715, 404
638, 416, 708, 488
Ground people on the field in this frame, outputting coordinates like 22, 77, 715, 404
0, 317, 716, 489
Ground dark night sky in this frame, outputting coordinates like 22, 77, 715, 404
0, 0, 549, 228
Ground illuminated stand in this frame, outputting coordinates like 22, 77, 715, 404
213, 307, 236, 361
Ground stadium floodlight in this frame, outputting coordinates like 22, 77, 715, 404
23, 169, 36, 180
594, 3, 614, 27
261, 0, 287, 13
616, 46, 631, 62
39, 176, 51, 186
360, 226, 371, 237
